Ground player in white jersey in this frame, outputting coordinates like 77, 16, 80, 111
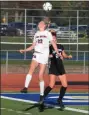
32, 30, 53, 64
19, 21, 61, 112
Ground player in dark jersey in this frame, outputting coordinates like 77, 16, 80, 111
44, 30, 72, 110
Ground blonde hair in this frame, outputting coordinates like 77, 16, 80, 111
49, 29, 56, 33
43, 17, 51, 24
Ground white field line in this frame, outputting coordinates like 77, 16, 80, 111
1, 95, 88, 103
1, 42, 89, 45
48, 95, 88, 99
48, 96, 88, 102
45, 104, 89, 114
65, 107, 89, 114
1, 96, 37, 104
1, 96, 89, 114
1, 108, 32, 115
1, 92, 89, 94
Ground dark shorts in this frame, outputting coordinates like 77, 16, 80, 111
49, 58, 66, 76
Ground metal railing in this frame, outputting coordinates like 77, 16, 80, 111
1, 8, 89, 60
1, 50, 89, 74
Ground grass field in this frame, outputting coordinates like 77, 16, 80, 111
1, 35, 89, 115
1, 42, 88, 51
1, 93, 89, 115
1, 59, 89, 66
1, 36, 88, 51
1, 36, 88, 43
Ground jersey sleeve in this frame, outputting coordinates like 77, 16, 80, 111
48, 31, 53, 41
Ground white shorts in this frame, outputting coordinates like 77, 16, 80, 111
32, 52, 49, 64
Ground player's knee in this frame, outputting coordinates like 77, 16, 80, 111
49, 85, 54, 89
39, 79, 44, 82
39, 72, 44, 77
28, 71, 33, 75
28, 68, 34, 75
39, 74, 44, 81
61, 80, 68, 87
62, 83, 67, 88
49, 83, 55, 88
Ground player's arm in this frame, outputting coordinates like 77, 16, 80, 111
49, 54, 53, 58
19, 33, 37, 53
19, 42, 36, 53
50, 40, 63, 58
50, 40, 59, 55
48, 31, 63, 58
62, 50, 72, 59
49, 45, 53, 58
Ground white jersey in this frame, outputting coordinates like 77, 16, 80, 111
33, 30, 53, 54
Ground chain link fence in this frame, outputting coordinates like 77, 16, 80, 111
1, 8, 89, 74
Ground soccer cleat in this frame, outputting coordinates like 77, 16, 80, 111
38, 95, 44, 112
20, 87, 28, 93
39, 95, 44, 104
57, 99, 65, 110
38, 102, 44, 112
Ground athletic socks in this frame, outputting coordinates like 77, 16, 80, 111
58, 86, 67, 100
25, 74, 32, 88
44, 86, 52, 98
21, 74, 32, 93
39, 81, 44, 96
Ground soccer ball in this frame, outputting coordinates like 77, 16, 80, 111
43, 2, 52, 11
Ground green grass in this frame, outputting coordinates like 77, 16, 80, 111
1, 36, 33, 43
1, 60, 88, 66
58, 38, 88, 43
68, 105, 88, 111
1, 98, 88, 115
1, 36, 88, 51
1, 42, 88, 51
1, 90, 89, 93
1, 36, 88, 43
63, 60, 89, 66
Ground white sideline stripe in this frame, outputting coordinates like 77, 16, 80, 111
1, 42, 89, 45
63, 100, 88, 102
65, 107, 89, 114
1, 92, 88, 95
1, 95, 88, 103
48, 96, 88, 102
48, 96, 73, 99
1, 108, 32, 115
45, 104, 89, 114
1, 96, 89, 114
1, 96, 37, 104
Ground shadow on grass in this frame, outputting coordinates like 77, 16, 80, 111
23, 103, 63, 112
24, 103, 39, 111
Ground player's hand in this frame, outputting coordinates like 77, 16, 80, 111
49, 54, 53, 58
19, 49, 24, 53
68, 54, 72, 59
58, 53, 63, 60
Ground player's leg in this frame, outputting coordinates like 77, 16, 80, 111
39, 63, 46, 101
57, 74, 67, 110
44, 74, 56, 98
21, 60, 38, 93
38, 63, 46, 112
44, 58, 57, 98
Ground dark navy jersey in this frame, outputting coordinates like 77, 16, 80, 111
49, 44, 64, 59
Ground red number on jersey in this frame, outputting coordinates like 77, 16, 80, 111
38, 39, 43, 43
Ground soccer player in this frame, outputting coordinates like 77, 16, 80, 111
19, 21, 62, 111
44, 30, 72, 110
